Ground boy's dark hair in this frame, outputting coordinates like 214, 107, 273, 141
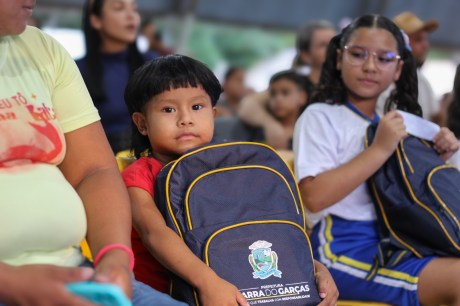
311, 14, 422, 117
125, 54, 222, 158
81, 0, 144, 105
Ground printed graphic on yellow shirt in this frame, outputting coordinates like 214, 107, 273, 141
0, 91, 64, 167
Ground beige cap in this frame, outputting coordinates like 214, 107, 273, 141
393, 11, 439, 35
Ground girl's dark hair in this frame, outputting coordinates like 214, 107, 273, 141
311, 14, 422, 117
269, 70, 310, 113
81, 0, 145, 105
270, 70, 311, 94
124, 54, 223, 158
447, 64, 460, 137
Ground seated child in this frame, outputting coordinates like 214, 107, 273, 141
237, 70, 309, 149
121, 55, 339, 305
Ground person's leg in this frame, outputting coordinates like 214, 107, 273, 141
312, 216, 431, 305
418, 257, 460, 306
131, 278, 187, 306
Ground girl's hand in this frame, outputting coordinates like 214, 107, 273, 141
315, 261, 339, 306
433, 127, 459, 161
197, 273, 249, 306
372, 111, 407, 156
93, 250, 133, 299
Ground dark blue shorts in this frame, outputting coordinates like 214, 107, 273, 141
311, 215, 435, 306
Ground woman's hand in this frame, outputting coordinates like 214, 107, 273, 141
2, 264, 96, 306
315, 261, 339, 305
433, 127, 459, 161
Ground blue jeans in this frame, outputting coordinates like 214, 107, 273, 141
132, 278, 187, 306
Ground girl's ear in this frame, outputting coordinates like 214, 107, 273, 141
393, 60, 404, 82
132, 112, 148, 135
90, 14, 102, 30
336, 49, 343, 71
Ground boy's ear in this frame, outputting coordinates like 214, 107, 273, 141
336, 49, 342, 71
212, 107, 217, 118
132, 112, 148, 135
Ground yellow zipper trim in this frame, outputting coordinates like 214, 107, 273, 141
370, 178, 422, 257
365, 128, 418, 256
165, 142, 307, 238
395, 147, 460, 252
203, 220, 316, 276
427, 164, 460, 250
399, 140, 414, 174
185, 165, 300, 230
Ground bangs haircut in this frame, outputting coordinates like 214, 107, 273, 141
125, 54, 222, 115
125, 54, 222, 158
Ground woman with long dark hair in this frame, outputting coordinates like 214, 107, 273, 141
77, 0, 146, 153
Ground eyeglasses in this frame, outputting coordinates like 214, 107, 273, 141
343, 45, 401, 70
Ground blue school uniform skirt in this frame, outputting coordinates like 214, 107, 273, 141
311, 215, 435, 306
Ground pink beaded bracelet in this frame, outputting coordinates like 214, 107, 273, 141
93, 244, 135, 271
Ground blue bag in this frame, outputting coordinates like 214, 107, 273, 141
155, 142, 321, 306
366, 123, 460, 267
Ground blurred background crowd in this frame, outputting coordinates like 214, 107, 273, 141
29, 0, 460, 158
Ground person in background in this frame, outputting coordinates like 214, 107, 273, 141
216, 66, 252, 118
0, 0, 185, 305
238, 20, 336, 146
77, 0, 146, 154
377, 11, 439, 120
294, 14, 460, 305
293, 20, 337, 90
140, 18, 174, 58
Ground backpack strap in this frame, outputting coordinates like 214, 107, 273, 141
366, 239, 412, 281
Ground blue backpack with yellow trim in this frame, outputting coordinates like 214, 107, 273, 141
366, 123, 460, 267
154, 142, 321, 306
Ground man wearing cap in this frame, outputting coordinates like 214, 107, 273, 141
377, 11, 439, 121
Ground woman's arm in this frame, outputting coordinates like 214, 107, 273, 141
299, 111, 407, 212
58, 121, 132, 297
129, 186, 248, 306
238, 91, 289, 149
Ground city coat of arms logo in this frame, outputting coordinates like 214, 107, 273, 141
248, 240, 282, 279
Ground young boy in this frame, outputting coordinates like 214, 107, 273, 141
122, 55, 338, 305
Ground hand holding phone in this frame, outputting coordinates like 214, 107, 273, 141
67, 281, 132, 306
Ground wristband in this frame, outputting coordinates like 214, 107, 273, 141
93, 244, 135, 271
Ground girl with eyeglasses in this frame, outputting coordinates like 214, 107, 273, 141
293, 14, 460, 305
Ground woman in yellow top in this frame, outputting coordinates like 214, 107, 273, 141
0, 1, 184, 305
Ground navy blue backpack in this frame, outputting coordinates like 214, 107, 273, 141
154, 142, 321, 306
366, 123, 460, 268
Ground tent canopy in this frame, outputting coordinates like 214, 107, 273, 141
38, 0, 460, 49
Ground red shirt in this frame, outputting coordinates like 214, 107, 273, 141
122, 157, 170, 293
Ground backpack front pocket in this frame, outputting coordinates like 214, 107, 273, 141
185, 166, 303, 230
203, 220, 320, 306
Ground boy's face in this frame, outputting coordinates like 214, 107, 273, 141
268, 79, 306, 120
133, 86, 216, 164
